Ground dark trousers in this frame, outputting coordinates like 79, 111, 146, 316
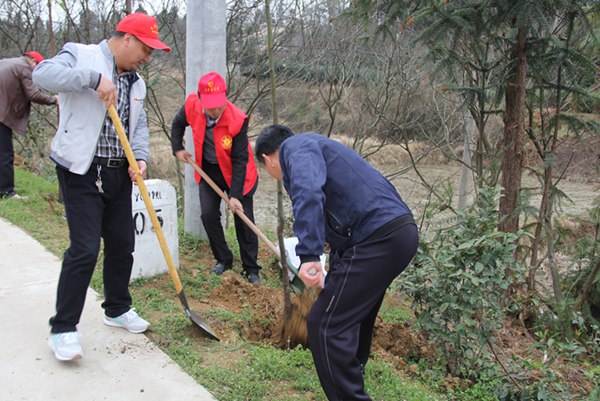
0, 122, 14, 195
50, 163, 135, 333
198, 162, 260, 274
307, 222, 419, 401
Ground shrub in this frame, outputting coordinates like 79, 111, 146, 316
399, 186, 529, 379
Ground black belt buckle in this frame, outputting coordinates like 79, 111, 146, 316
107, 158, 124, 168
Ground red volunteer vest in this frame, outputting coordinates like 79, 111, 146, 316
184, 94, 258, 196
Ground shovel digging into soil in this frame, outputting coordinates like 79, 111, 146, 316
107, 105, 220, 341
185, 157, 325, 291
187, 157, 327, 346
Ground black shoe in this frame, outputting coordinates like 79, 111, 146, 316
245, 272, 262, 285
210, 262, 231, 276
0, 190, 25, 200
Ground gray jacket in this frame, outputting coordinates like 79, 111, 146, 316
33, 40, 149, 175
0, 56, 56, 134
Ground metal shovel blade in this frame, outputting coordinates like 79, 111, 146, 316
178, 292, 220, 341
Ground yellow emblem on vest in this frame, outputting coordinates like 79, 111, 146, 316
221, 135, 233, 150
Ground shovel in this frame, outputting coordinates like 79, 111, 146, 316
185, 158, 325, 292
107, 105, 219, 341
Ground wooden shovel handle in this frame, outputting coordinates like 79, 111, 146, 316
107, 105, 184, 293
185, 157, 281, 258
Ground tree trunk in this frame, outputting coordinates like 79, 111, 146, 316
265, 0, 292, 324
528, 166, 552, 290
574, 258, 600, 314
498, 25, 526, 234
48, 0, 55, 56
545, 212, 563, 306
528, 8, 575, 296
458, 111, 475, 210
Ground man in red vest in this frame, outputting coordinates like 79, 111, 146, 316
171, 71, 262, 285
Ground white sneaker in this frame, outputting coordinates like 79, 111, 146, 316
48, 331, 83, 361
103, 309, 150, 333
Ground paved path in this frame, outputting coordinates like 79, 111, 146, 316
0, 217, 218, 401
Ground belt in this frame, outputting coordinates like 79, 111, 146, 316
92, 157, 127, 168
362, 214, 416, 244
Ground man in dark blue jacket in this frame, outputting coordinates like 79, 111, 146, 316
255, 125, 419, 401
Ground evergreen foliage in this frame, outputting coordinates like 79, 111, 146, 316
399, 186, 529, 379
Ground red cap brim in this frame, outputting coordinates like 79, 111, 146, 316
201, 93, 227, 109
135, 35, 171, 53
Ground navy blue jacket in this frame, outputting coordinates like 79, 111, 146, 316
280, 133, 412, 261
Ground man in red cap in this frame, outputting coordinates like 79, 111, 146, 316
0, 51, 57, 199
24, 51, 44, 64
33, 12, 170, 362
171, 71, 263, 285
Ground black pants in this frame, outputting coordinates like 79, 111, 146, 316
307, 222, 419, 401
198, 162, 260, 274
0, 122, 14, 195
50, 163, 135, 333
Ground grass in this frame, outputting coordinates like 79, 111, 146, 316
0, 169, 67, 256
1, 167, 448, 401
379, 293, 413, 324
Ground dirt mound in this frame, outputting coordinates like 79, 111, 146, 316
204, 270, 425, 363
372, 318, 424, 366
208, 271, 284, 343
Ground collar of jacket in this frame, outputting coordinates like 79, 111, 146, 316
100, 39, 112, 60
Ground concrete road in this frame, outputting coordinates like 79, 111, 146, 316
0, 217, 218, 401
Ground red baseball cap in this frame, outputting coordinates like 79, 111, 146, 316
24, 51, 44, 63
197, 72, 227, 109
116, 13, 171, 53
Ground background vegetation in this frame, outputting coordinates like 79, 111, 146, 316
0, 0, 598, 400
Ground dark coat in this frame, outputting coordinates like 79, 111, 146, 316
280, 133, 413, 260
0, 56, 55, 134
